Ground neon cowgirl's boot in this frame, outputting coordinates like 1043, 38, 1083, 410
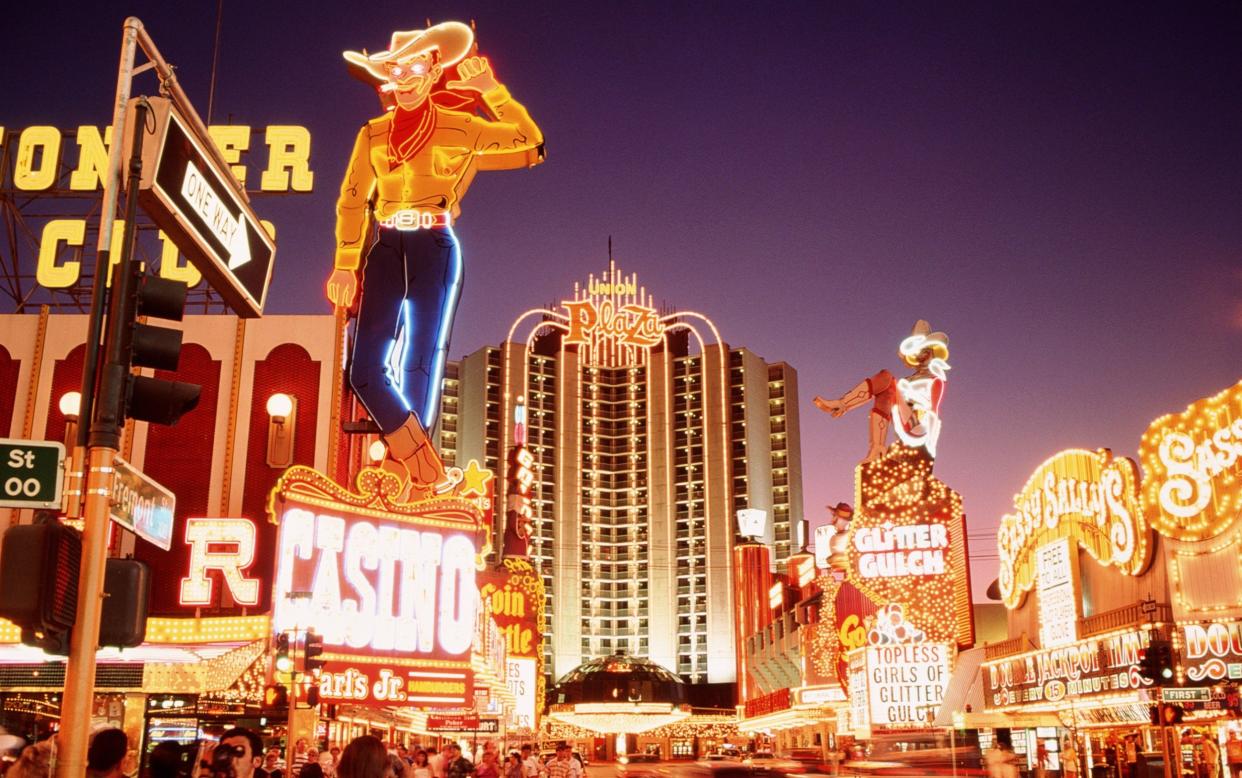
384, 413, 446, 488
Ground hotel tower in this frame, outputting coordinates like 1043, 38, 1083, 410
435, 264, 804, 686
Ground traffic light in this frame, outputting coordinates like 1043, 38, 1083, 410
275, 633, 293, 673
1157, 703, 1184, 725
304, 630, 325, 672
263, 684, 288, 712
123, 273, 200, 426
0, 520, 80, 651
1138, 639, 1175, 683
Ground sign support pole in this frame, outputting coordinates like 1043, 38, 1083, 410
55, 93, 150, 778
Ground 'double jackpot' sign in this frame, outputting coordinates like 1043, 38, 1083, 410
270, 466, 489, 708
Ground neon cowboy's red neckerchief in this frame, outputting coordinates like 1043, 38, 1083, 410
386, 89, 486, 163
388, 100, 437, 162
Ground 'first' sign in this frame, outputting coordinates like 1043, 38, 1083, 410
0, 439, 65, 509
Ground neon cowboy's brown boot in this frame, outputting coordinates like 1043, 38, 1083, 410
384, 413, 446, 487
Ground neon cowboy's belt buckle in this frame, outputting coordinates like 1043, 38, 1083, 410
380, 209, 451, 230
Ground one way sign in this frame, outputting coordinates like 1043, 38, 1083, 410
127, 97, 275, 318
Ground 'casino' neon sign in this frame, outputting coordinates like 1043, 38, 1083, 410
269, 465, 491, 708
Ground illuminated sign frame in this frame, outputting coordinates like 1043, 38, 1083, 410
982, 627, 1154, 710
1140, 379, 1242, 542
845, 445, 973, 648
561, 268, 665, 367
996, 448, 1151, 609
268, 465, 492, 708
126, 97, 276, 317
864, 641, 952, 730
179, 517, 260, 606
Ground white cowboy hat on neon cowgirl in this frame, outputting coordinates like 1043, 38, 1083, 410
898, 319, 949, 368
343, 22, 474, 85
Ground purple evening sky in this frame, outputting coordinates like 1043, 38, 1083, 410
6, 1, 1241, 600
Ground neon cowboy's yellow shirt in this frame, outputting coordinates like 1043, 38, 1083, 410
334, 84, 544, 271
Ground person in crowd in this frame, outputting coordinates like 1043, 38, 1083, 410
426, 747, 445, 778
7, 740, 52, 778
217, 729, 265, 778
1034, 741, 1048, 778
318, 751, 337, 778
411, 750, 432, 778
330, 747, 343, 769
148, 741, 183, 778
1204, 735, 1222, 778
443, 744, 474, 778
503, 754, 522, 778
474, 751, 499, 778
545, 746, 576, 778
291, 741, 311, 778
518, 746, 543, 778
388, 754, 411, 778
88, 729, 129, 778
264, 749, 287, 778
338, 736, 393, 778
1062, 737, 1080, 777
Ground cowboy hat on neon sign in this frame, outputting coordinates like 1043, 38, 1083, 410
343, 22, 494, 111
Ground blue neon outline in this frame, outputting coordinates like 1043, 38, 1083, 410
383, 299, 414, 413
422, 226, 462, 426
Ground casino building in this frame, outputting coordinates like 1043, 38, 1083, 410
436, 263, 806, 685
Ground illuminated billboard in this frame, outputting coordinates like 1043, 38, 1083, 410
996, 448, 1151, 609
269, 465, 493, 708
844, 445, 973, 649
1140, 379, 1242, 542
479, 557, 545, 731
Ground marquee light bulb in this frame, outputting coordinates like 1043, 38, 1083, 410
368, 440, 387, 462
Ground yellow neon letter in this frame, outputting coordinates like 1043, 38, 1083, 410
14, 126, 62, 191
261, 219, 277, 239
563, 300, 598, 344
261, 126, 314, 192
69, 126, 113, 191
157, 231, 202, 288
36, 219, 86, 288
207, 125, 252, 186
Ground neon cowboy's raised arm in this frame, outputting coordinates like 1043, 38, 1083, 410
334, 124, 378, 271
470, 85, 546, 170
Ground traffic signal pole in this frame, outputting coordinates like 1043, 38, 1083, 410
55, 94, 149, 778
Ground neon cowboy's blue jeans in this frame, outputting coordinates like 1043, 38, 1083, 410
349, 226, 462, 436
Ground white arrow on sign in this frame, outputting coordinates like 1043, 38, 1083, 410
180, 159, 251, 271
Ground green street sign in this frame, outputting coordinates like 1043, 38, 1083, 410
0, 438, 65, 509
110, 456, 176, 551
1161, 687, 1211, 703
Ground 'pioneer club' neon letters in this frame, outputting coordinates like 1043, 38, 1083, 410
272, 507, 477, 655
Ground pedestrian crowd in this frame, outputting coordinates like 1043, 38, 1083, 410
0, 727, 584, 778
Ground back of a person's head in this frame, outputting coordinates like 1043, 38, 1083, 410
88, 728, 128, 774
149, 741, 183, 778
338, 736, 389, 778
9, 741, 53, 778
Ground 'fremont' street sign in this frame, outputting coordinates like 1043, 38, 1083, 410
110, 456, 176, 550
126, 97, 275, 318
0, 438, 65, 509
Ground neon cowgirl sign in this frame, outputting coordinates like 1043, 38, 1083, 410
270, 465, 491, 707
